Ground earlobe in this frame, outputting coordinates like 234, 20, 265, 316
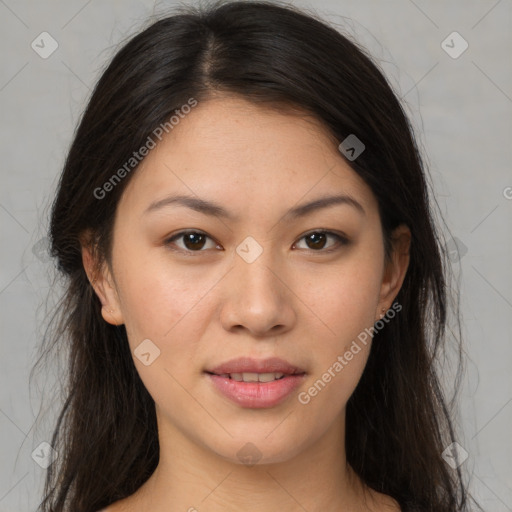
377, 224, 411, 318
101, 305, 122, 326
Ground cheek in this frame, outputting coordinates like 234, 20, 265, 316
298, 256, 383, 347
114, 257, 212, 414
112, 248, 228, 414
293, 251, 382, 410
113, 243, 217, 343
297, 270, 377, 417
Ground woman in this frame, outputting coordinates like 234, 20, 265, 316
34, 1, 481, 511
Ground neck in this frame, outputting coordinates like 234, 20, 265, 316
133, 409, 370, 512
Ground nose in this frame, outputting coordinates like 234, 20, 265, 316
219, 248, 296, 337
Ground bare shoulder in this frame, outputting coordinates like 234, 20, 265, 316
366, 488, 402, 512
101, 488, 401, 512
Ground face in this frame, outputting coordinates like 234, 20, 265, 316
84, 96, 410, 466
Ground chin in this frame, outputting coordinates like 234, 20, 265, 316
205, 430, 307, 467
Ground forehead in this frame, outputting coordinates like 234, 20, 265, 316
117, 96, 376, 216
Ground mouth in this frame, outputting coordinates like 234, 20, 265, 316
204, 357, 307, 408
204, 371, 303, 382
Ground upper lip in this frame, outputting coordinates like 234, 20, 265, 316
206, 357, 306, 375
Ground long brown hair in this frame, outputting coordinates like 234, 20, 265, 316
33, 1, 480, 510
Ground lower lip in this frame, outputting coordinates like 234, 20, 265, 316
206, 373, 306, 408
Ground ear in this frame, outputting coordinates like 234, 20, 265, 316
80, 230, 124, 326
376, 224, 411, 320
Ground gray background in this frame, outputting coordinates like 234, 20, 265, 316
0, 0, 511, 510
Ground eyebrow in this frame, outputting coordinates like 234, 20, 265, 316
143, 193, 365, 220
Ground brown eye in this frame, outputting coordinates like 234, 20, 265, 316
182, 232, 207, 250
294, 230, 348, 252
165, 231, 219, 252
305, 232, 328, 250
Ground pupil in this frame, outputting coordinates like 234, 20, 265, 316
184, 233, 205, 250
307, 233, 326, 250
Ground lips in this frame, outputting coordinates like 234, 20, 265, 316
204, 357, 307, 408
205, 356, 306, 376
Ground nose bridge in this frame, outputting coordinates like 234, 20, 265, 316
233, 237, 284, 303
220, 236, 294, 334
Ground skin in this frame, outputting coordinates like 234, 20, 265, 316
82, 95, 410, 512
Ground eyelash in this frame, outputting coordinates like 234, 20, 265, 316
164, 229, 349, 255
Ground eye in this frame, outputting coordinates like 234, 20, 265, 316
164, 229, 349, 254
164, 230, 221, 253
293, 230, 348, 252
